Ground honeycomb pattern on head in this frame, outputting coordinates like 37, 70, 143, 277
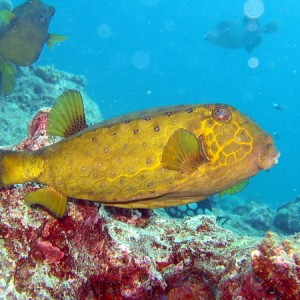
200, 105, 253, 168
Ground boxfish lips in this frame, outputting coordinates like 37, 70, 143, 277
257, 136, 280, 170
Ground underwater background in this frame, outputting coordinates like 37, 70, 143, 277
1, 1, 300, 298
10, 0, 300, 209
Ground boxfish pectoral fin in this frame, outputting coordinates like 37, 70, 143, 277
161, 128, 209, 173
46, 90, 88, 137
24, 186, 67, 218
0, 9, 16, 25
46, 34, 68, 48
0, 58, 17, 95
263, 21, 279, 34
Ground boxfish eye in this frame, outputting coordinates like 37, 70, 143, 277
35, 8, 52, 24
212, 106, 231, 122
38, 13, 47, 23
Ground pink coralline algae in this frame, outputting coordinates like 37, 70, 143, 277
251, 232, 300, 300
15, 109, 51, 151
0, 110, 300, 299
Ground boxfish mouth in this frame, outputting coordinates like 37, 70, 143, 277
257, 136, 280, 170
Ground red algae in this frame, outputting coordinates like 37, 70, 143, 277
34, 238, 65, 264
0, 109, 300, 299
251, 232, 300, 300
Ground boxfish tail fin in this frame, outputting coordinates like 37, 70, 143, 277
46, 34, 68, 49
0, 149, 67, 217
47, 90, 88, 138
0, 149, 44, 187
24, 187, 67, 218
0, 57, 17, 95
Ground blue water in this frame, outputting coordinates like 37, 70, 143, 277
13, 0, 300, 208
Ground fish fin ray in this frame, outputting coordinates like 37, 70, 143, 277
25, 186, 67, 218
161, 129, 209, 173
47, 34, 68, 48
47, 90, 88, 137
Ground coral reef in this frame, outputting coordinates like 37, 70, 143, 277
274, 197, 300, 234
0, 110, 299, 299
230, 200, 275, 232
163, 195, 277, 236
0, 65, 102, 146
251, 232, 300, 300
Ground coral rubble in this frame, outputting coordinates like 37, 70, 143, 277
0, 109, 300, 299
163, 195, 278, 237
251, 232, 300, 300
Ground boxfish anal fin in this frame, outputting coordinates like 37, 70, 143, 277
218, 180, 249, 197
161, 128, 209, 173
46, 90, 88, 138
0, 58, 17, 95
24, 186, 67, 218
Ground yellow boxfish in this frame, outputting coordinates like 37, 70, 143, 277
0, 90, 279, 217
0, 0, 67, 95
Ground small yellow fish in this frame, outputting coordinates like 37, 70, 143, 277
0, 0, 67, 95
0, 90, 279, 217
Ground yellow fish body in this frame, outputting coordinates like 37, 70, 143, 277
0, 90, 279, 217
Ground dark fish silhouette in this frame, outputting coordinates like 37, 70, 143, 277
0, 0, 67, 95
205, 17, 277, 52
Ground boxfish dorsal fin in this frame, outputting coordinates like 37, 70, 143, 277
47, 90, 88, 137
161, 129, 209, 173
24, 186, 67, 218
